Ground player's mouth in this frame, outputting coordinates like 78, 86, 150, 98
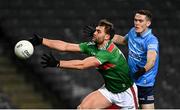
135, 26, 142, 32
135, 26, 139, 30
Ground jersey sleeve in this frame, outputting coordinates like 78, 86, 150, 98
79, 42, 88, 53
124, 34, 129, 41
96, 51, 111, 64
125, 27, 134, 41
79, 42, 113, 64
79, 42, 97, 56
147, 37, 159, 52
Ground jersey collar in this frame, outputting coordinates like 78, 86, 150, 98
99, 40, 112, 50
135, 28, 152, 38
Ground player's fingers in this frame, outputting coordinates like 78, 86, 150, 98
33, 33, 40, 39
87, 26, 94, 31
83, 26, 92, 32
40, 62, 48, 68
41, 56, 49, 61
42, 65, 48, 68
40, 61, 47, 64
83, 29, 90, 33
49, 52, 57, 61
83, 25, 89, 30
49, 52, 55, 59
43, 53, 51, 58
42, 54, 50, 60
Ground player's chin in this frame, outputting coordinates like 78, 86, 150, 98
135, 29, 143, 33
92, 38, 96, 42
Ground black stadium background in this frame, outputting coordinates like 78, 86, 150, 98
0, 0, 179, 108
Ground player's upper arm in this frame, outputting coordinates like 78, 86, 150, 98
112, 34, 127, 45
82, 56, 100, 69
147, 50, 157, 61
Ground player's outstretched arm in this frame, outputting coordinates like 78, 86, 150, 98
29, 33, 81, 52
41, 53, 100, 69
59, 57, 100, 69
43, 38, 80, 52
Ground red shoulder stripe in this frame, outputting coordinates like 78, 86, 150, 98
107, 43, 115, 52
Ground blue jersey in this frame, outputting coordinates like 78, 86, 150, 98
125, 27, 159, 87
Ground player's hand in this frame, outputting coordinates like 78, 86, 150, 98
109, 28, 115, 38
134, 65, 146, 80
28, 33, 43, 46
83, 25, 96, 38
41, 53, 59, 68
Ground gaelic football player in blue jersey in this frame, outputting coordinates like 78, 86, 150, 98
113, 10, 159, 109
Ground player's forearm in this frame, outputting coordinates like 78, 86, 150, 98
144, 59, 155, 72
42, 38, 80, 52
59, 57, 99, 69
112, 34, 127, 45
59, 60, 88, 69
144, 50, 157, 72
42, 38, 67, 51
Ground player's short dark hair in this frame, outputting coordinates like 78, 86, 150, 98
135, 10, 152, 21
98, 19, 115, 39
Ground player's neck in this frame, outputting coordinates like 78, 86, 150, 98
137, 28, 149, 37
98, 40, 110, 50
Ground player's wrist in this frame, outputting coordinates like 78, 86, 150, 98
134, 66, 146, 80
139, 67, 146, 74
29, 33, 43, 46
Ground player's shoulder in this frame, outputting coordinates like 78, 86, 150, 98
147, 34, 159, 43
129, 27, 135, 33
127, 27, 137, 38
80, 41, 97, 48
86, 41, 96, 46
97, 48, 113, 57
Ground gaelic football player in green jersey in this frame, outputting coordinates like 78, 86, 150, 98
29, 19, 138, 109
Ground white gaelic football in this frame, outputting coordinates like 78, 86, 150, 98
14, 40, 34, 59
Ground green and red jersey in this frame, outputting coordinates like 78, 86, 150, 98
79, 40, 133, 93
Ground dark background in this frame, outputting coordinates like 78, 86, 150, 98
0, 0, 179, 108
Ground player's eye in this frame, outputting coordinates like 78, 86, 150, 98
134, 19, 144, 23
134, 19, 138, 22
97, 30, 101, 34
139, 19, 143, 23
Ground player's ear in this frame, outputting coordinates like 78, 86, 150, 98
105, 34, 111, 40
147, 20, 151, 27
